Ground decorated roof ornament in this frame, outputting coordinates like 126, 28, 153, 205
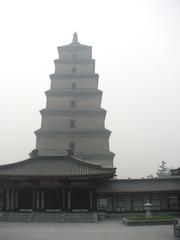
72, 32, 78, 43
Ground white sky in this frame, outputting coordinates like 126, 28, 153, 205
0, 0, 180, 178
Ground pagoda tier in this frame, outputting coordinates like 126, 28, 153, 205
35, 33, 115, 167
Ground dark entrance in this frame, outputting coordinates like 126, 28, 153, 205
18, 189, 33, 210
44, 189, 62, 210
71, 188, 90, 210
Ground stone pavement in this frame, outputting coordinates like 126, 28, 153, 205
0, 219, 177, 240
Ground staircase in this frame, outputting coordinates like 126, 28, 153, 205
0, 212, 33, 222
32, 213, 65, 222
0, 212, 98, 222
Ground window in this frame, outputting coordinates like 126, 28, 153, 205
97, 198, 108, 211
152, 199, 161, 211
72, 67, 77, 73
133, 200, 143, 211
169, 196, 179, 210
115, 196, 131, 212
71, 83, 76, 89
70, 100, 76, 108
69, 142, 75, 150
72, 53, 77, 59
132, 196, 144, 211
70, 120, 76, 128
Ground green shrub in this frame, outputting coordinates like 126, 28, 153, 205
126, 215, 174, 221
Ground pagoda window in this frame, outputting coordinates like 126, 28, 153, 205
72, 67, 77, 73
72, 53, 77, 59
70, 100, 76, 108
70, 120, 76, 128
71, 83, 76, 89
69, 142, 75, 150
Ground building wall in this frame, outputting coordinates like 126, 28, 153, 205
46, 95, 102, 110
41, 114, 105, 130
55, 62, 95, 75
58, 46, 92, 60
36, 135, 110, 154
50, 78, 98, 90
96, 192, 180, 213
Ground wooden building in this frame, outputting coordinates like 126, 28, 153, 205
0, 152, 115, 212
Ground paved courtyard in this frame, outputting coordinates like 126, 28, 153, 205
0, 220, 177, 240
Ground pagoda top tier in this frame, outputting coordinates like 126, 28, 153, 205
59, 33, 91, 51
57, 33, 92, 59
71, 32, 79, 44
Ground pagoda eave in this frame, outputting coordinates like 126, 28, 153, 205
35, 129, 111, 137
49, 73, 99, 80
45, 90, 102, 97
54, 59, 95, 64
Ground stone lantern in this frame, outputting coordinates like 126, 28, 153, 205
144, 200, 152, 218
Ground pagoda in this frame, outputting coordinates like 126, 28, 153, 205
35, 33, 115, 167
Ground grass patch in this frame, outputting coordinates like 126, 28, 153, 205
126, 215, 174, 221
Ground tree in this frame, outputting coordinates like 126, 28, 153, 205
156, 161, 170, 178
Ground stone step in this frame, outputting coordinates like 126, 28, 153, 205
0, 212, 98, 222
0, 212, 33, 222
64, 213, 97, 222
32, 213, 65, 222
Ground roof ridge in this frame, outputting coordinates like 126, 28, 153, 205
71, 156, 116, 170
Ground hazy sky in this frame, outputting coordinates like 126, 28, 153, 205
0, 0, 180, 178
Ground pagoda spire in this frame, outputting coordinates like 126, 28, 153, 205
72, 32, 78, 43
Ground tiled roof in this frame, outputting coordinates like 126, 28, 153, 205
0, 156, 115, 178
96, 177, 180, 193
171, 168, 180, 176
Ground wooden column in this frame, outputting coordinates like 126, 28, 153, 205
33, 189, 36, 211
62, 189, 65, 211
41, 190, 44, 211
113, 195, 116, 213
6, 188, 10, 211
68, 190, 71, 210
130, 194, 133, 212
89, 190, 93, 210
10, 189, 14, 211
15, 190, 18, 210
36, 190, 40, 210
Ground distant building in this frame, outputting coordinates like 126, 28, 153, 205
0, 34, 179, 221
171, 168, 180, 176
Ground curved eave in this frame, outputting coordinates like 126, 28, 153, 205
54, 59, 95, 64
45, 90, 102, 97
40, 108, 107, 117
35, 129, 111, 137
0, 173, 115, 180
49, 74, 99, 80
58, 44, 91, 52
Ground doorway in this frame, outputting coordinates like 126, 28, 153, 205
70, 188, 90, 210
44, 189, 62, 210
18, 189, 33, 210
